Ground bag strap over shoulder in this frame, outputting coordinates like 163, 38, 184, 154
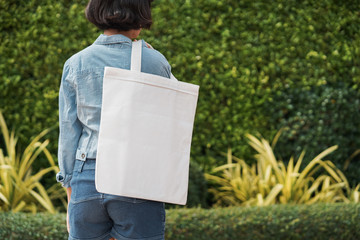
131, 40, 142, 72
131, 40, 177, 81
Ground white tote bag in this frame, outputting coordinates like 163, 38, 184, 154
95, 40, 199, 205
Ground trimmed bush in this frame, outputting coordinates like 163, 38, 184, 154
0, 212, 68, 239
0, 203, 359, 240
166, 203, 360, 240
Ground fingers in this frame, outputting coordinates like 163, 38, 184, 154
145, 42, 153, 49
132, 39, 153, 49
67, 211, 70, 233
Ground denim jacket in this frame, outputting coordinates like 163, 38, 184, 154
57, 34, 171, 188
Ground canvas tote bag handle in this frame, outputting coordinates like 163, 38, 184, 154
131, 40, 177, 80
131, 40, 142, 72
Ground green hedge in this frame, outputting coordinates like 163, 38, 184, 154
1, 203, 359, 240
1, 0, 359, 181
0, 0, 96, 172
267, 83, 360, 186
142, 0, 360, 173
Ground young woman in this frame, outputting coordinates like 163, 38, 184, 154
57, 1, 170, 239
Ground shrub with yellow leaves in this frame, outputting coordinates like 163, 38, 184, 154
206, 132, 359, 206
0, 112, 66, 213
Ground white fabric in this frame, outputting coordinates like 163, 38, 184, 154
95, 41, 199, 205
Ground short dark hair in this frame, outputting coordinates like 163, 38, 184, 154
85, 0, 154, 31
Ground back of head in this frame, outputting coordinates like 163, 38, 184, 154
85, 0, 154, 31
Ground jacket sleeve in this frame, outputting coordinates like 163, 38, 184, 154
56, 63, 82, 188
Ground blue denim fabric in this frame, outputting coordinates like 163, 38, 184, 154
68, 160, 166, 240
57, 34, 171, 187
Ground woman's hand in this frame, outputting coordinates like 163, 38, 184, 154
133, 39, 153, 49
144, 41, 153, 49
66, 187, 72, 233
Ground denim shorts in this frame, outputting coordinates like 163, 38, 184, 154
68, 159, 166, 240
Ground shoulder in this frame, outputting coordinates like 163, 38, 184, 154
64, 37, 118, 73
141, 40, 171, 79
63, 45, 96, 72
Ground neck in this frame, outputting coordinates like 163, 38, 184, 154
103, 29, 140, 39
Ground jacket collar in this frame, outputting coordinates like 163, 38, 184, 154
93, 34, 132, 45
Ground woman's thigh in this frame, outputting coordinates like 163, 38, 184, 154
68, 160, 112, 240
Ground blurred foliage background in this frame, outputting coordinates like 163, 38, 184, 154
0, 0, 359, 208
